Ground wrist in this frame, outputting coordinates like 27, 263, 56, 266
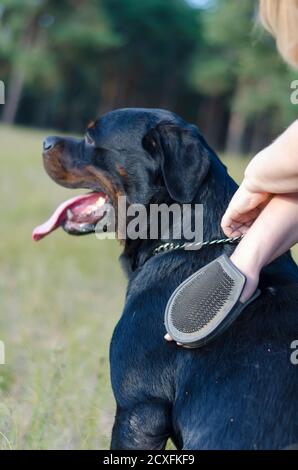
243, 149, 273, 195
230, 240, 263, 276
242, 172, 265, 195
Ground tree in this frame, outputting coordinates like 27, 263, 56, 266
100, 0, 203, 112
189, 0, 297, 154
0, 0, 119, 126
1, 0, 296, 153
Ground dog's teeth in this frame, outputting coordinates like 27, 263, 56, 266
67, 209, 74, 220
95, 197, 105, 207
83, 205, 95, 216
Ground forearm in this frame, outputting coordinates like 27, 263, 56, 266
230, 193, 298, 273
244, 120, 298, 194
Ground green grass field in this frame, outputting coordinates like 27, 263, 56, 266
0, 125, 296, 449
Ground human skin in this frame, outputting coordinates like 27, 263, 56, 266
229, 192, 298, 302
221, 120, 298, 301
221, 120, 298, 238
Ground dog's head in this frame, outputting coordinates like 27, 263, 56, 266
33, 108, 219, 242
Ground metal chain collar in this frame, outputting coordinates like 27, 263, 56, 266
153, 235, 243, 256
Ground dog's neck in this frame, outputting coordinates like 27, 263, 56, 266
199, 154, 237, 241
120, 155, 237, 277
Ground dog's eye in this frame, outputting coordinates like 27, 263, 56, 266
85, 134, 95, 145
143, 135, 158, 153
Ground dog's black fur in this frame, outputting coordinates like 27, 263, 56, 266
43, 108, 298, 449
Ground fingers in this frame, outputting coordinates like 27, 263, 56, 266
221, 203, 246, 236
164, 334, 188, 348
222, 218, 256, 237
222, 214, 252, 237
164, 333, 173, 341
221, 206, 263, 237
221, 181, 271, 237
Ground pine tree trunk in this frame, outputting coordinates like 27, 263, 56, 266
1, 68, 25, 124
225, 81, 247, 155
1, 14, 38, 124
225, 110, 246, 155
198, 96, 226, 149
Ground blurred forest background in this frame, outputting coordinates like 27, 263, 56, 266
0, 0, 297, 155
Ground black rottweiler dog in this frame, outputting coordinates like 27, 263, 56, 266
36, 108, 298, 449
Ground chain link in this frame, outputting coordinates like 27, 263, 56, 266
153, 235, 243, 256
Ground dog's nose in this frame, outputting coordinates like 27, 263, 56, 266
43, 136, 61, 152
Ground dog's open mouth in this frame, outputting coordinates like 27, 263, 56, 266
32, 192, 110, 241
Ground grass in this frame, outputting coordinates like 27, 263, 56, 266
0, 125, 125, 449
0, 125, 296, 449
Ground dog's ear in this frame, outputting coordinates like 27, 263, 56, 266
143, 122, 210, 203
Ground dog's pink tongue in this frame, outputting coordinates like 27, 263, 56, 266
32, 193, 105, 241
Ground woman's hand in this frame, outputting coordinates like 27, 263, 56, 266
221, 181, 271, 237
222, 120, 298, 237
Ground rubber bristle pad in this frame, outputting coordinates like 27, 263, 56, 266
169, 261, 235, 333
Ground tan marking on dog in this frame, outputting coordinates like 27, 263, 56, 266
86, 165, 126, 245
87, 120, 96, 129
116, 164, 129, 182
